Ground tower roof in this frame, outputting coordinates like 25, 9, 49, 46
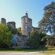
25, 12, 28, 17
21, 12, 28, 18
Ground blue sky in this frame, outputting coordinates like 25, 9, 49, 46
0, 0, 55, 28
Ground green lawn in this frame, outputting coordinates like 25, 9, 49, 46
0, 48, 55, 54
43, 49, 55, 54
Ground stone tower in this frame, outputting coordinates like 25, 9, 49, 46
1, 18, 6, 25
21, 13, 32, 37
7, 22, 16, 29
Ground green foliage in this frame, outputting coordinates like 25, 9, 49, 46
29, 31, 40, 48
8, 25, 17, 34
27, 30, 47, 48
0, 24, 12, 48
39, 2, 55, 35
17, 27, 22, 36
39, 32, 46, 39
39, 33, 47, 48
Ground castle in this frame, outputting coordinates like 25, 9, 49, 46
21, 13, 32, 37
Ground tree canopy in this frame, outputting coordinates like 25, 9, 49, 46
0, 23, 12, 48
39, 2, 55, 35
27, 30, 46, 48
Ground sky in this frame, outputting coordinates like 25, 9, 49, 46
0, 0, 55, 28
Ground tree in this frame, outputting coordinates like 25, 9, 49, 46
17, 27, 22, 36
39, 32, 47, 48
7, 25, 17, 34
39, 2, 55, 35
27, 29, 47, 49
0, 24, 12, 48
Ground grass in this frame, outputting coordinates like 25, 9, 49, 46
0, 48, 41, 52
0, 48, 55, 54
43, 49, 55, 54
0, 49, 55, 55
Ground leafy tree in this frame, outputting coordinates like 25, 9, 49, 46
39, 33, 47, 48
39, 2, 55, 35
17, 27, 22, 36
27, 29, 47, 48
0, 24, 12, 48
7, 25, 17, 34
